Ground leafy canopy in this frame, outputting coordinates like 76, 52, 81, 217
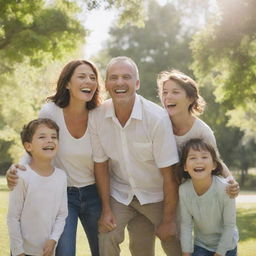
191, 0, 256, 139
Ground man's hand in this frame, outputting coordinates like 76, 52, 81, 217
43, 239, 56, 256
182, 253, 191, 256
226, 178, 240, 198
6, 164, 26, 190
98, 210, 117, 233
155, 219, 177, 241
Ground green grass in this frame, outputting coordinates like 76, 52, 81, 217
1, 177, 256, 256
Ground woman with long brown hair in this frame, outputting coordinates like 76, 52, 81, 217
7, 60, 102, 256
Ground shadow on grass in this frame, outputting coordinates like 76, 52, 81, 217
237, 208, 256, 241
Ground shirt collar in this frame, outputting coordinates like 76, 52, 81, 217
131, 94, 142, 120
105, 94, 142, 120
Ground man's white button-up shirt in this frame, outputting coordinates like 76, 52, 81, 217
89, 94, 179, 205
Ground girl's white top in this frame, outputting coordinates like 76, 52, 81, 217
7, 165, 68, 256
175, 118, 217, 151
179, 176, 239, 255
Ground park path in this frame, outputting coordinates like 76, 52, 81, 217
237, 194, 256, 203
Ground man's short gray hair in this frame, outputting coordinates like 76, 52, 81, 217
106, 56, 140, 80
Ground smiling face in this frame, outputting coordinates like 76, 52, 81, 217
24, 124, 59, 160
67, 64, 98, 103
184, 147, 216, 181
105, 60, 140, 104
161, 79, 193, 117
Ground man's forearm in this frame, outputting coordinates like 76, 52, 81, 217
94, 161, 111, 212
160, 166, 179, 222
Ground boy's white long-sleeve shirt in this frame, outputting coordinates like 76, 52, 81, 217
7, 165, 68, 256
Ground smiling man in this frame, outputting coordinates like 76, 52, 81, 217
89, 56, 181, 256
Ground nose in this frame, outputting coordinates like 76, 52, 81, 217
167, 92, 174, 99
196, 158, 203, 164
115, 76, 124, 85
47, 136, 53, 142
83, 77, 91, 83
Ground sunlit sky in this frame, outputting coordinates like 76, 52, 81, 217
83, 0, 168, 58
83, 8, 117, 58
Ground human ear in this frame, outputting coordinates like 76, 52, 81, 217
136, 80, 140, 90
212, 161, 218, 171
24, 142, 32, 152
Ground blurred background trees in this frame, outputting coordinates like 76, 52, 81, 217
0, 0, 144, 170
0, 0, 255, 187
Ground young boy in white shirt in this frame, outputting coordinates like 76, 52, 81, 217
7, 118, 68, 256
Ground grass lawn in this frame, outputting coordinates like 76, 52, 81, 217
1, 177, 256, 255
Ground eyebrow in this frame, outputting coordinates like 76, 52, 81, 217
37, 132, 57, 135
77, 72, 96, 75
109, 73, 131, 77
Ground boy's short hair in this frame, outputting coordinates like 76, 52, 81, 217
20, 118, 59, 154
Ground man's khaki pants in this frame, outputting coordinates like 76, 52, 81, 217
99, 197, 181, 256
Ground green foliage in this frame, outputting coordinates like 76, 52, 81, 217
95, 0, 256, 176
0, 0, 145, 164
0, 62, 49, 161
98, 0, 193, 101
0, 0, 144, 70
107, 0, 145, 27
200, 83, 256, 175
241, 174, 256, 190
237, 205, 256, 241
191, 0, 256, 140
0, 0, 86, 68
83, 0, 145, 27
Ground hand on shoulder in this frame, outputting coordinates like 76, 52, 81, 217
6, 164, 26, 190
226, 177, 240, 198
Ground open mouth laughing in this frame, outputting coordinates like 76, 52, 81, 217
115, 89, 127, 94
81, 88, 92, 94
42, 146, 55, 151
193, 167, 204, 173
166, 103, 176, 108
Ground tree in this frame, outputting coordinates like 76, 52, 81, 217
0, 0, 145, 166
94, 0, 256, 184
0, 0, 86, 70
0, 0, 145, 70
97, 0, 193, 101
84, 0, 145, 27
200, 83, 256, 186
191, 0, 256, 140
0, 0, 86, 165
